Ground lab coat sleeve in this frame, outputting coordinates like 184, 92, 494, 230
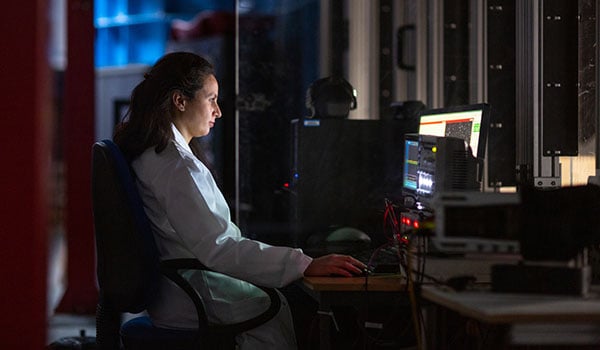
151, 153, 312, 288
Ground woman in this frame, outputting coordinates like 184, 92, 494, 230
113, 52, 365, 349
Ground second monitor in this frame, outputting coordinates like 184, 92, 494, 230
418, 103, 490, 163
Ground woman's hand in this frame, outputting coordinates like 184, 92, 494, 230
303, 254, 366, 277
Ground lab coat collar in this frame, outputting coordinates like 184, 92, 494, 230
171, 124, 193, 154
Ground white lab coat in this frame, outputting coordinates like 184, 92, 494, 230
132, 124, 312, 349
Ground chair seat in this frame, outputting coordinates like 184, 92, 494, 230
121, 316, 235, 350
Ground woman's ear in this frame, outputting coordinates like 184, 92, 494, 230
172, 91, 186, 112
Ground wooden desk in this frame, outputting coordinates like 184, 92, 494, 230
300, 274, 406, 349
302, 275, 405, 292
298, 254, 520, 348
421, 285, 600, 349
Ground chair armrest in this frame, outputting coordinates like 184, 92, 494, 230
159, 258, 282, 336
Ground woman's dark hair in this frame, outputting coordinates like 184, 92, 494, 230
113, 52, 215, 161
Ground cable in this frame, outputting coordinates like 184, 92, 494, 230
381, 198, 431, 349
406, 239, 423, 350
383, 198, 401, 241
365, 241, 395, 271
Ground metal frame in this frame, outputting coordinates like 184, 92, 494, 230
516, 0, 561, 188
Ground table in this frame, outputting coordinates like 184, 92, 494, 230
302, 275, 405, 292
298, 254, 521, 348
421, 285, 600, 349
300, 274, 407, 349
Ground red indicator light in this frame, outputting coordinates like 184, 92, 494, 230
283, 182, 289, 188
414, 222, 419, 228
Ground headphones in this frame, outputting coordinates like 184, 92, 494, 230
305, 76, 357, 118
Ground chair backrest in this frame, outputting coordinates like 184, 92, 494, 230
91, 140, 159, 313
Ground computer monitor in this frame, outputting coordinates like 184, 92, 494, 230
402, 133, 479, 209
418, 103, 490, 161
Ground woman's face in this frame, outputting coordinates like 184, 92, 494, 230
175, 74, 222, 142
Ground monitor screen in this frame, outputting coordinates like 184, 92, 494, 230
418, 103, 490, 160
402, 136, 419, 192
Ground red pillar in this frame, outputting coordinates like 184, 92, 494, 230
55, 0, 98, 314
0, 1, 51, 348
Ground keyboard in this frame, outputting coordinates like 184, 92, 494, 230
352, 244, 402, 274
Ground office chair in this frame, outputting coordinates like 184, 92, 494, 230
91, 140, 282, 350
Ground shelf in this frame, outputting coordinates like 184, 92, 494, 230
95, 12, 166, 29
94, 0, 234, 67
